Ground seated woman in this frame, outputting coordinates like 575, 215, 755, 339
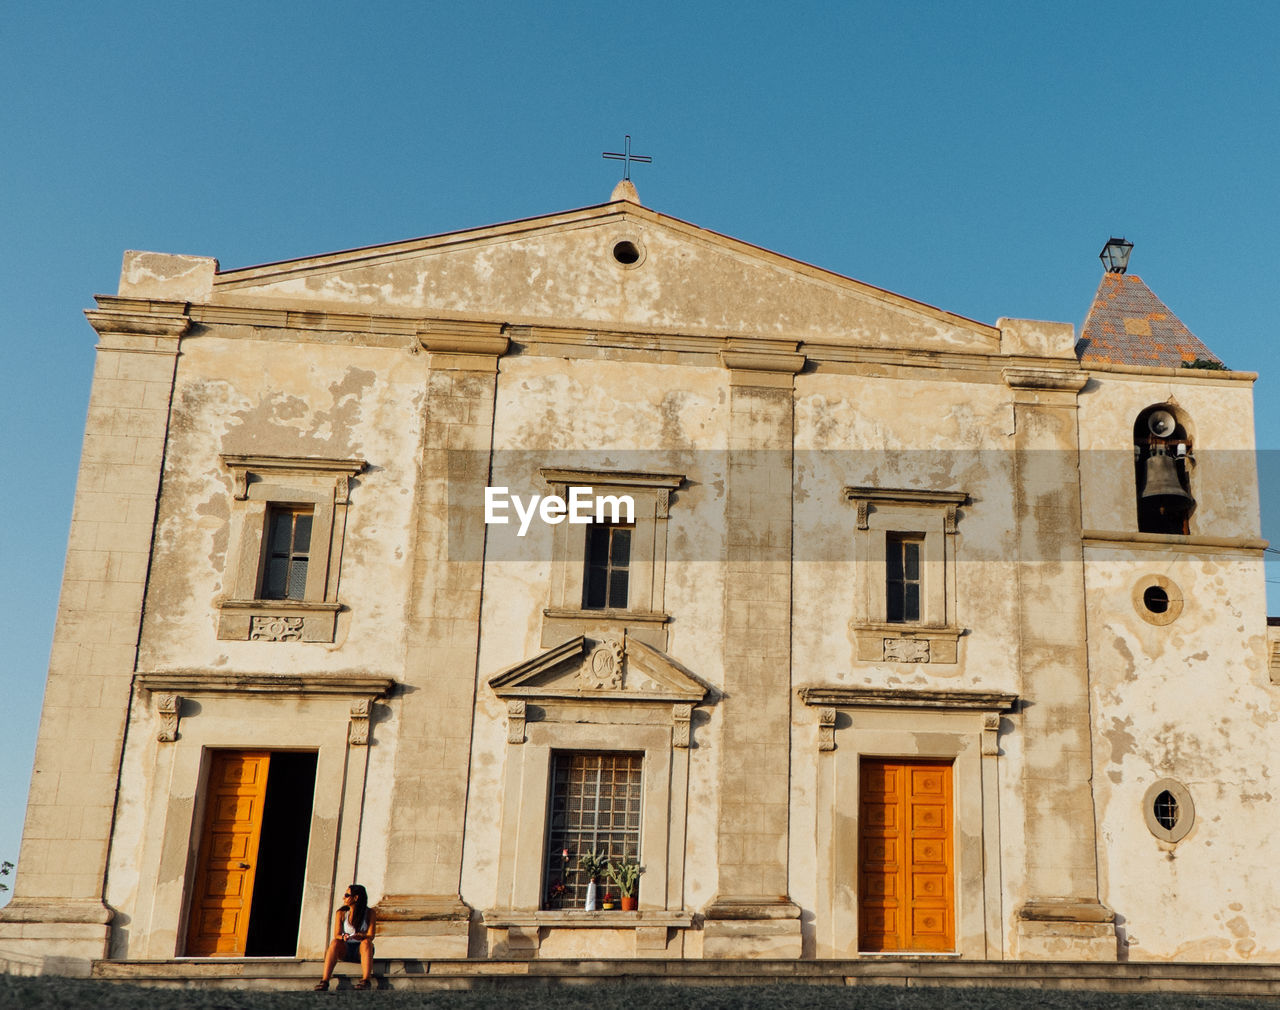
313, 884, 377, 990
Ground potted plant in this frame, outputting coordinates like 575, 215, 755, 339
578, 850, 610, 911
605, 858, 644, 910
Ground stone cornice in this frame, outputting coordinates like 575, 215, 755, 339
1002, 367, 1089, 392
539, 468, 685, 490
720, 350, 806, 374
797, 686, 1018, 712
219, 453, 366, 476
418, 319, 509, 357
842, 487, 968, 507
1082, 530, 1268, 555
1084, 360, 1257, 384
135, 672, 396, 698
85, 296, 190, 339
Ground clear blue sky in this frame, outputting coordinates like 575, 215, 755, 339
2, 2, 1278, 890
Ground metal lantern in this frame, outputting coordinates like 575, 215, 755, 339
1100, 237, 1134, 274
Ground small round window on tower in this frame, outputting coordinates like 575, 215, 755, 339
1143, 585, 1170, 614
1153, 789, 1179, 830
612, 240, 641, 265
1132, 575, 1183, 626
1144, 779, 1194, 843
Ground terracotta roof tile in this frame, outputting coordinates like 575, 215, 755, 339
1076, 273, 1223, 368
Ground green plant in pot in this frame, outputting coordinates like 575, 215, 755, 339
605, 858, 644, 910
578, 850, 611, 910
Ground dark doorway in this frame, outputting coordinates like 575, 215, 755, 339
244, 751, 317, 956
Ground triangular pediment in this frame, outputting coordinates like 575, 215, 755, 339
488, 633, 709, 704
210, 201, 999, 355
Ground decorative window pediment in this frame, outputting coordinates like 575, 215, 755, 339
489, 634, 709, 707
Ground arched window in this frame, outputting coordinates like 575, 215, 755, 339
1133, 405, 1195, 535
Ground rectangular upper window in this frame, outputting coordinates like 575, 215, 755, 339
262, 507, 314, 601
583, 522, 632, 610
885, 533, 922, 623
217, 454, 364, 644
543, 751, 642, 909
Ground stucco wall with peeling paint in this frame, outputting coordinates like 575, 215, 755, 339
1078, 374, 1278, 960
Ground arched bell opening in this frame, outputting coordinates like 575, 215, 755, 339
1133, 404, 1195, 535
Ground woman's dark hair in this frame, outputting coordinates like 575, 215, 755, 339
347, 883, 369, 929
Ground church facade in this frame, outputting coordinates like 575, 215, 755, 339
3, 190, 1277, 973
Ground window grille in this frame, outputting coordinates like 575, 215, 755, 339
1153, 789, 1179, 831
543, 752, 642, 908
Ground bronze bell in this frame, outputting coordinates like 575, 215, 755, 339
1141, 447, 1194, 505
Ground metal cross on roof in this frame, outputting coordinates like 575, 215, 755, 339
602, 135, 652, 181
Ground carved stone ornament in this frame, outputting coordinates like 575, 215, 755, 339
156, 694, 181, 743
672, 703, 692, 748
349, 698, 372, 746
580, 638, 625, 690
856, 500, 870, 531
250, 616, 304, 642
884, 637, 930, 663
982, 712, 1001, 757
507, 700, 527, 745
818, 707, 837, 752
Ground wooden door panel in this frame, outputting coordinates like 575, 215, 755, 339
859, 758, 954, 952
186, 752, 271, 956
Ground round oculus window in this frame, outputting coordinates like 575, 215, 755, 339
609, 238, 645, 267
1143, 779, 1194, 843
1132, 575, 1183, 626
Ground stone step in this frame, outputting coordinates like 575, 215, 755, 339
91, 958, 1280, 996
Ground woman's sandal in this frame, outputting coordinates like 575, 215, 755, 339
312, 979, 331, 991
354, 979, 372, 990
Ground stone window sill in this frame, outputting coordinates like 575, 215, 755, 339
540, 608, 671, 650
852, 624, 963, 664
483, 910, 694, 929
217, 599, 341, 643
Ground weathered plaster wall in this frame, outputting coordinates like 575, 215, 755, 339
792, 369, 1021, 692
1079, 372, 1277, 960
1084, 550, 1277, 959
460, 352, 729, 924
137, 329, 426, 673
790, 367, 1027, 955
215, 210, 997, 353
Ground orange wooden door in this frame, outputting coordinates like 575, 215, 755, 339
185, 752, 271, 956
858, 758, 954, 952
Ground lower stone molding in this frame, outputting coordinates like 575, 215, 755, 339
1014, 898, 1118, 961
0, 916, 112, 978
703, 896, 803, 958
373, 894, 472, 959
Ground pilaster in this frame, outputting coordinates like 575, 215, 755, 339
704, 347, 803, 958
376, 324, 508, 957
1003, 366, 1117, 960
0, 298, 189, 973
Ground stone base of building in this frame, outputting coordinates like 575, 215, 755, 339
1014, 898, 1118, 961
0, 898, 114, 976
372, 894, 471, 959
703, 897, 802, 959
